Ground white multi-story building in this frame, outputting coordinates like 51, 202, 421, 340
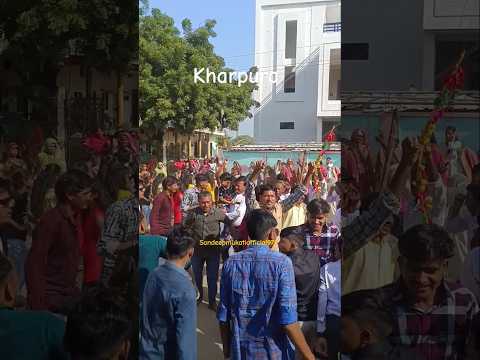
342, 0, 479, 92
340, 0, 479, 153
253, 0, 341, 144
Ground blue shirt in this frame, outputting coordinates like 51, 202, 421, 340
217, 245, 298, 360
138, 235, 167, 303
140, 259, 197, 360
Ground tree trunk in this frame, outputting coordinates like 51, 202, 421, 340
117, 71, 124, 127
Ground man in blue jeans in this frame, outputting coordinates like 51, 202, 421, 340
140, 227, 197, 360
183, 191, 226, 311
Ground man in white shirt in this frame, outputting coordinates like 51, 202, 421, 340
226, 176, 248, 241
315, 241, 341, 360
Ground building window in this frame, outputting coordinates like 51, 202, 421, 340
284, 66, 296, 93
285, 20, 297, 59
280, 122, 295, 130
342, 43, 369, 60
329, 49, 341, 100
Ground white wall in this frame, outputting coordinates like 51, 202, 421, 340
254, 0, 340, 144
341, 0, 425, 91
424, 0, 479, 30
342, 0, 479, 92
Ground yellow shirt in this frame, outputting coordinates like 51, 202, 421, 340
342, 234, 399, 295
282, 203, 307, 229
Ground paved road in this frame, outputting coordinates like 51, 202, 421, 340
195, 267, 224, 360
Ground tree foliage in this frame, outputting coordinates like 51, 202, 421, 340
139, 9, 257, 135
231, 135, 255, 146
0, 0, 137, 96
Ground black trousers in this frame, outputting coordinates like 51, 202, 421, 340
325, 314, 341, 360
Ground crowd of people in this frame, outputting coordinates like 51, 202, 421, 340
139, 125, 480, 360
0, 129, 140, 359
1, 122, 479, 360
138, 153, 345, 359
338, 126, 480, 360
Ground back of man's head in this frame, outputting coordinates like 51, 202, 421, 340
64, 286, 131, 360
342, 290, 393, 340
246, 209, 278, 240
166, 226, 196, 259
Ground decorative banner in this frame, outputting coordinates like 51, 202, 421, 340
415, 50, 465, 224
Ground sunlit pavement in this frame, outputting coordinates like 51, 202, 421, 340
195, 266, 224, 360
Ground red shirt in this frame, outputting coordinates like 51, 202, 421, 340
80, 206, 104, 284
25, 205, 81, 313
150, 192, 174, 236
173, 191, 183, 225
174, 161, 185, 170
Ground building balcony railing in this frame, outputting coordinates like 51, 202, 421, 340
323, 22, 341, 32
341, 90, 480, 113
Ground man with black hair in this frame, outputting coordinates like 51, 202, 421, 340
0, 253, 67, 360
181, 173, 211, 216
150, 176, 179, 236
279, 226, 321, 358
26, 170, 92, 314
217, 209, 315, 360
359, 224, 479, 360
226, 176, 248, 241
297, 198, 340, 267
339, 291, 418, 360
216, 172, 235, 208
183, 191, 226, 310
140, 227, 197, 360
255, 163, 313, 250
64, 286, 131, 360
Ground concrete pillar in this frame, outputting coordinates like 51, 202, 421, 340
117, 73, 124, 127
317, 117, 323, 142
57, 87, 66, 143
188, 137, 192, 158
162, 140, 167, 163
422, 32, 436, 91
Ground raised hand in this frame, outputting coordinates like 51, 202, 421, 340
401, 136, 421, 165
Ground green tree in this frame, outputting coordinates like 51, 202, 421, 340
232, 135, 255, 146
139, 9, 257, 138
0, 0, 138, 125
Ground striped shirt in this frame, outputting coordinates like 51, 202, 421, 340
369, 280, 479, 360
300, 223, 340, 267
97, 197, 139, 284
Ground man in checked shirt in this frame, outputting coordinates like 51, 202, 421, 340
357, 224, 479, 360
